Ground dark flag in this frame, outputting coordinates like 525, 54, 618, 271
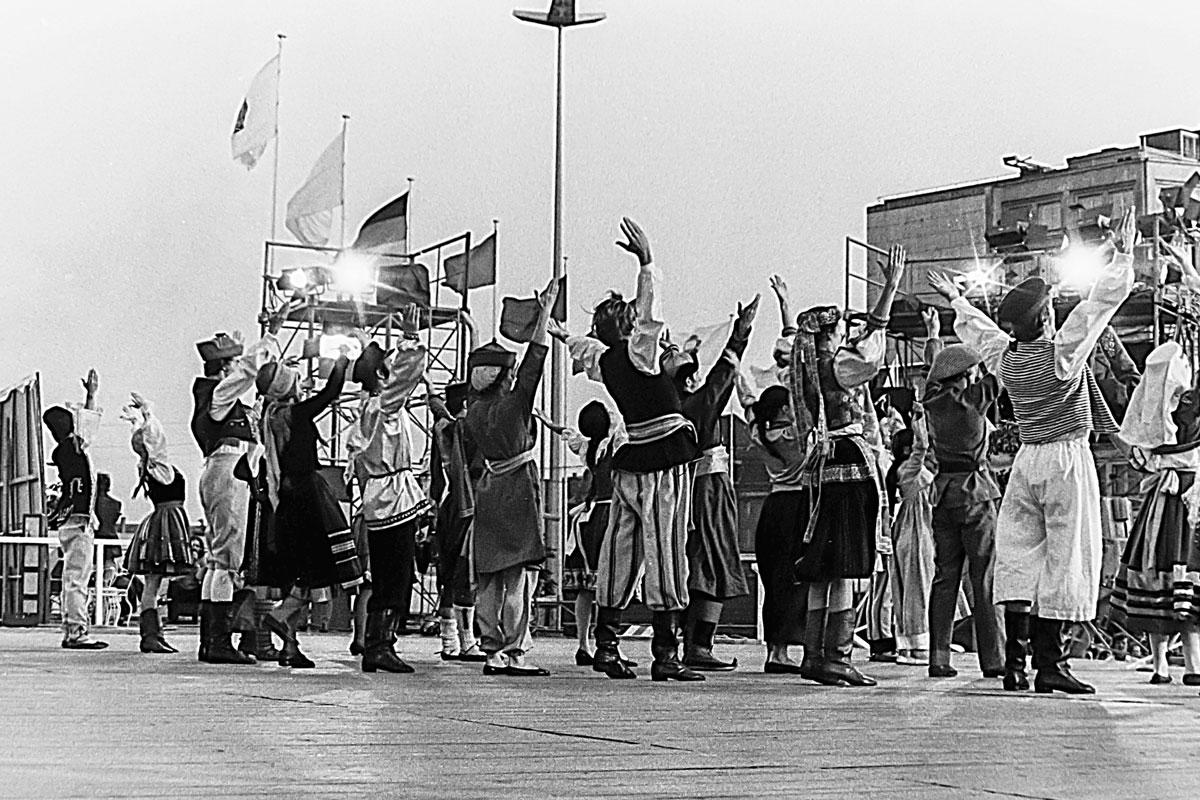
499, 276, 567, 344
444, 232, 497, 294
376, 259, 430, 309
353, 192, 408, 251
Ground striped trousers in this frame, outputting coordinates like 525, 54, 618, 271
596, 464, 695, 612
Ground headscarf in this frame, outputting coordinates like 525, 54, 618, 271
256, 361, 300, 507
1120, 341, 1191, 451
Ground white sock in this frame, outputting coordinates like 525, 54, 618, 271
456, 605, 478, 651
440, 616, 460, 655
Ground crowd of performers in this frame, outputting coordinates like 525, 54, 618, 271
41, 210, 1200, 693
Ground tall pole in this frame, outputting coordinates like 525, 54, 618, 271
339, 114, 349, 248
269, 33, 285, 243
492, 218, 501, 340
406, 176, 415, 255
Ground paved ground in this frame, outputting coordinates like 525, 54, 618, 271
2, 625, 1198, 799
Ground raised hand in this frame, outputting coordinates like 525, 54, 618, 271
1113, 207, 1137, 254
734, 293, 761, 338
927, 271, 962, 301
879, 244, 907, 285
81, 369, 99, 397
921, 307, 940, 338
616, 217, 652, 266
401, 303, 421, 334
538, 276, 560, 310
769, 273, 789, 300
547, 318, 569, 342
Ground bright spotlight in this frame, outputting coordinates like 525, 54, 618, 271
331, 252, 377, 296
965, 266, 993, 289
1055, 246, 1107, 291
279, 268, 309, 291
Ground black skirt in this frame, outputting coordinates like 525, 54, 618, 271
274, 472, 364, 591
792, 436, 879, 582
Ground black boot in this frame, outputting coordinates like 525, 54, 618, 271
197, 601, 210, 662
362, 609, 415, 674
650, 611, 705, 682
800, 608, 837, 684
817, 609, 876, 687
592, 606, 636, 679
1032, 616, 1094, 695
204, 602, 256, 665
683, 619, 737, 671
138, 609, 173, 654
1003, 608, 1031, 691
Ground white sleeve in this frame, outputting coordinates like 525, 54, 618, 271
211, 333, 282, 421
951, 296, 1010, 384
833, 327, 886, 390
628, 262, 665, 375
566, 336, 608, 383
1054, 252, 1134, 380
71, 406, 102, 450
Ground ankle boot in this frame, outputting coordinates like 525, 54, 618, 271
198, 601, 210, 662
683, 619, 737, 671
1031, 616, 1094, 695
362, 609, 415, 674
1003, 608, 1031, 691
800, 608, 837, 684
204, 602, 256, 665
650, 611, 704, 682
818, 609, 876, 687
139, 609, 173, 654
593, 606, 636, 679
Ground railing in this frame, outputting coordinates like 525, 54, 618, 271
0, 535, 132, 627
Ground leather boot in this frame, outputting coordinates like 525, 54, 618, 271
1002, 608, 1031, 691
800, 608, 837, 684
1032, 616, 1094, 695
592, 606, 636, 679
650, 611, 704, 682
362, 609, 415, 674
817, 609, 876, 687
138, 609, 173, 654
683, 619, 737, 671
204, 602, 256, 665
197, 601, 210, 662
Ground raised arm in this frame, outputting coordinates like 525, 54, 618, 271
834, 247, 906, 390
769, 274, 796, 337
619, 218, 666, 375
296, 355, 349, 418
378, 306, 427, 415
922, 307, 943, 370
929, 270, 1009, 381
212, 314, 284, 421
1054, 211, 1137, 380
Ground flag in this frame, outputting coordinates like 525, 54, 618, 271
443, 232, 497, 294
285, 130, 344, 247
231, 55, 279, 170
353, 192, 408, 252
377, 259, 431, 309
499, 277, 567, 344
679, 317, 745, 420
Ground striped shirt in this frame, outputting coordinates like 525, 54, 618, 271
1000, 341, 1117, 443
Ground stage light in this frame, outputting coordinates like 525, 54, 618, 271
1055, 245, 1107, 291
331, 251, 377, 296
275, 266, 330, 298
964, 265, 993, 290
279, 268, 309, 291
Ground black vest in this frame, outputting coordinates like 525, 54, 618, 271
191, 377, 256, 457
599, 344, 698, 473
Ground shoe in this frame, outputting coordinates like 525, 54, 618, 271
362, 609, 415, 674
1034, 669, 1095, 694
62, 637, 109, 650
1004, 670, 1030, 691
684, 620, 738, 671
138, 609, 173, 654
1003, 608, 1031, 692
575, 648, 594, 666
483, 653, 508, 676
800, 609, 839, 685
896, 653, 929, 666
868, 651, 899, 663
280, 650, 316, 669
650, 660, 706, 681
818, 609, 876, 687
1149, 673, 1173, 685
927, 664, 958, 678
593, 647, 637, 679
506, 655, 550, 676
1182, 673, 1200, 686
203, 602, 256, 665
764, 660, 804, 675
440, 650, 462, 661
650, 611, 705, 682
594, 606, 637, 679
457, 644, 488, 663
349, 641, 365, 657
982, 668, 1004, 679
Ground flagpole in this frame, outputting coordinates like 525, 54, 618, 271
406, 176, 414, 255
340, 114, 349, 248
491, 218, 500, 340
269, 33, 285, 244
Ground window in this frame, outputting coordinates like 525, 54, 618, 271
1035, 202, 1061, 229
1110, 189, 1135, 217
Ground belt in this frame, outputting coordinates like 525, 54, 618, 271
695, 445, 730, 477
485, 449, 536, 476
625, 413, 695, 446
208, 441, 249, 457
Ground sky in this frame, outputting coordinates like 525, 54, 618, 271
4, 0, 1200, 518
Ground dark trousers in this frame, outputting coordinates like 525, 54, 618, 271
367, 520, 417, 624
928, 499, 1003, 671
754, 492, 807, 645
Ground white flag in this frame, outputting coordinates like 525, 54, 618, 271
230, 55, 279, 170
285, 131, 344, 246
679, 318, 746, 421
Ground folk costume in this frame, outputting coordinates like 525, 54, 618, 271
1112, 341, 1200, 682
888, 415, 935, 663
570, 259, 705, 682
44, 402, 105, 649
951, 249, 1134, 694
789, 305, 888, 687
462, 340, 551, 676
922, 338, 1004, 680
124, 400, 193, 653
258, 356, 364, 668
678, 324, 752, 671
430, 383, 485, 662
346, 339, 433, 674
191, 330, 280, 665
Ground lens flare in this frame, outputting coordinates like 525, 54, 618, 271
1055, 246, 1106, 291
331, 252, 376, 296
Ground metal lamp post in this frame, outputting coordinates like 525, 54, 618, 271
513, 0, 604, 616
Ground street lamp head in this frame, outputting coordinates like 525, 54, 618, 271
514, 0, 605, 27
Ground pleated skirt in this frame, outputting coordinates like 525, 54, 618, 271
124, 501, 194, 576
